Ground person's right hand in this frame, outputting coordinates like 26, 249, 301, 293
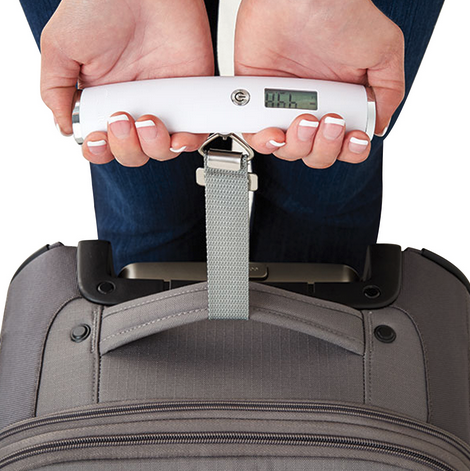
40, 0, 214, 166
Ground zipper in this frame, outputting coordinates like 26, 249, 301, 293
0, 431, 457, 471
1, 402, 469, 470
2, 400, 468, 453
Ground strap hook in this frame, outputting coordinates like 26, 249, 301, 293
198, 133, 255, 161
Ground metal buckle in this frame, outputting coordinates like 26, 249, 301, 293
198, 133, 255, 161
196, 133, 258, 191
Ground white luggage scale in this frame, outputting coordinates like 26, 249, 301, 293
72, 76, 376, 140
72, 76, 376, 320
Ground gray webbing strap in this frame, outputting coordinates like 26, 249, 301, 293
204, 152, 250, 319
196, 134, 256, 320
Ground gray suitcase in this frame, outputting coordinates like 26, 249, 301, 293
1, 240, 470, 470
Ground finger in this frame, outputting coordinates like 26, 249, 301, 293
337, 131, 371, 164
302, 114, 345, 169
135, 116, 209, 160
134, 116, 173, 161
169, 133, 210, 157
107, 113, 149, 167
273, 115, 319, 161
82, 132, 114, 165
242, 128, 286, 155
40, 32, 80, 136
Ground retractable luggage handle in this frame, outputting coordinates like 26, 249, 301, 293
77, 240, 402, 309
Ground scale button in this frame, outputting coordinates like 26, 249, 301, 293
231, 89, 250, 106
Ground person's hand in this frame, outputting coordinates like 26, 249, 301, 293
40, 0, 213, 166
234, 0, 405, 168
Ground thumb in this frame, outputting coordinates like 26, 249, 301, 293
367, 52, 405, 136
40, 34, 81, 136
372, 84, 405, 136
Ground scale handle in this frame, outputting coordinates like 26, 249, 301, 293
72, 76, 376, 144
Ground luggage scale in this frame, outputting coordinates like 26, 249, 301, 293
73, 77, 401, 317
72, 76, 376, 141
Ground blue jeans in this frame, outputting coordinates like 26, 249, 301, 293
21, 0, 444, 272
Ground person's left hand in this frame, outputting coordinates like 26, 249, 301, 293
234, 0, 405, 168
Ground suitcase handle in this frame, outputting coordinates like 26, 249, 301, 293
98, 282, 364, 356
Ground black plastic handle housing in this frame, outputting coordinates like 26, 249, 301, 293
77, 241, 165, 305
77, 240, 402, 309
312, 244, 402, 308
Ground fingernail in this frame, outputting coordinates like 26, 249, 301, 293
54, 117, 72, 137
135, 120, 158, 141
87, 139, 107, 155
375, 125, 389, 138
267, 140, 286, 150
349, 136, 369, 154
170, 146, 187, 153
323, 117, 345, 140
108, 114, 131, 139
298, 119, 319, 141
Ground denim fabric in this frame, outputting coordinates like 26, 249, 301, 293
20, 0, 444, 272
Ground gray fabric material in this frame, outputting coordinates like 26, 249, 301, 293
4, 391, 470, 471
36, 458, 409, 471
99, 319, 363, 402
36, 298, 101, 416
99, 276, 395, 406
204, 155, 250, 320
393, 250, 470, 442
6, 400, 470, 471
363, 308, 428, 421
0, 246, 80, 431
2, 242, 470, 455
100, 282, 364, 355
100, 283, 209, 355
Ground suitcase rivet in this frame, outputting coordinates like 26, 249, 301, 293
97, 281, 116, 295
363, 285, 381, 299
374, 325, 396, 343
71, 324, 91, 343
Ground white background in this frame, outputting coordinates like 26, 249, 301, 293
0, 0, 469, 319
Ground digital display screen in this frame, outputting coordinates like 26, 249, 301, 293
265, 89, 318, 110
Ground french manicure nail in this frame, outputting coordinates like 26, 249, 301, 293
108, 114, 131, 139
268, 140, 286, 149
170, 146, 187, 153
298, 119, 319, 141
135, 120, 158, 141
54, 118, 72, 137
323, 117, 345, 140
375, 125, 389, 138
87, 139, 107, 155
349, 136, 369, 154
